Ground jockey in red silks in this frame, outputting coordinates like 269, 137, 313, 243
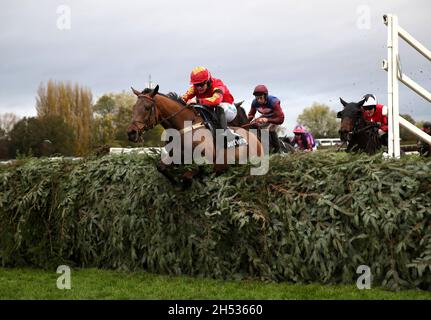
182, 67, 237, 134
248, 85, 285, 152
361, 94, 388, 146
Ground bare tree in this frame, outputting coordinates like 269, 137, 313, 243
0, 112, 21, 135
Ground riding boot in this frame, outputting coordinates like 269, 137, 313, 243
216, 106, 235, 141
216, 106, 228, 131
269, 130, 281, 153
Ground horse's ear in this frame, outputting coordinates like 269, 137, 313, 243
340, 97, 348, 107
151, 85, 159, 97
235, 100, 244, 108
131, 87, 141, 96
357, 98, 366, 107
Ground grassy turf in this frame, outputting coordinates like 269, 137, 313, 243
0, 268, 430, 300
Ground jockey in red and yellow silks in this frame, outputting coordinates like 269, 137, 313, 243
181, 67, 234, 106
182, 67, 236, 138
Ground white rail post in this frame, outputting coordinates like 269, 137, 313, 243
384, 14, 401, 158
383, 14, 431, 158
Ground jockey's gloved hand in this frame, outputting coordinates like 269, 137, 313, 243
368, 121, 380, 128
252, 117, 269, 125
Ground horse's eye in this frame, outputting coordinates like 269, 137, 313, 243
337, 111, 343, 118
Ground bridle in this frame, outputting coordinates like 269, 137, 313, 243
339, 113, 380, 152
351, 116, 365, 136
131, 94, 194, 137
340, 112, 369, 141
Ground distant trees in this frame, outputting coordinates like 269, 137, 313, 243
93, 91, 163, 147
415, 120, 427, 130
0, 113, 21, 159
8, 116, 75, 157
36, 80, 93, 155
2, 83, 165, 159
400, 114, 419, 143
1, 75, 199, 159
297, 103, 340, 138
92, 94, 117, 146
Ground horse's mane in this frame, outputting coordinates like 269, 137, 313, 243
141, 88, 153, 94
166, 92, 186, 106
141, 88, 186, 106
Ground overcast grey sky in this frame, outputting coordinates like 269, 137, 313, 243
1, 0, 430, 132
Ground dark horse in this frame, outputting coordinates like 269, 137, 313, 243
127, 85, 264, 187
337, 98, 382, 155
418, 140, 431, 157
229, 100, 250, 127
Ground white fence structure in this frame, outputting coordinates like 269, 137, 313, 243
315, 138, 342, 147
382, 14, 431, 158
109, 147, 164, 155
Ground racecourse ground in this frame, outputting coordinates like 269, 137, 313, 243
0, 268, 430, 300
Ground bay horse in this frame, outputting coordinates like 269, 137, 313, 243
337, 97, 382, 155
127, 85, 264, 187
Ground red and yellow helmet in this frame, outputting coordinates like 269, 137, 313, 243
190, 66, 211, 85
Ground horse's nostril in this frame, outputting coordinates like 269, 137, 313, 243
128, 130, 137, 141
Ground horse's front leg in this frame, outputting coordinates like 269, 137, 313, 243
180, 167, 204, 189
156, 161, 180, 186
213, 164, 229, 176
346, 139, 360, 153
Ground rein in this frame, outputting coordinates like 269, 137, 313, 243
353, 123, 378, 134
133, 94, 195, 132
241, 123, 254, 128
345, 117, 374, 139
341, 116, 379, 153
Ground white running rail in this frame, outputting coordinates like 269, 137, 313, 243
382, 14, 431, 158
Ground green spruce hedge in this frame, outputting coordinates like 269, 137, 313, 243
0, 152, 430, 290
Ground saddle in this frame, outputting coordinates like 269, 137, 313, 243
193, 105, 247, 149
193, 105, 218, 136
